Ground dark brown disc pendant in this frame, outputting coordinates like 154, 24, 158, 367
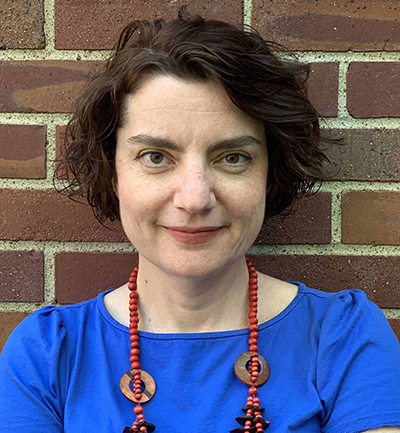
120, 369, 156, 403
234, 351, 270, 386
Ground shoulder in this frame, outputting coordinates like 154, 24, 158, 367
2, 292, 106, 357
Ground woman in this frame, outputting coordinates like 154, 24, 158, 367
1, 7, 399, 433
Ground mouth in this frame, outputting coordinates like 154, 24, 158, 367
163, 226, 223, 244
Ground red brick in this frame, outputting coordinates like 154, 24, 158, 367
0, 251, 44, 302
248, 254, 400, 309
0, 189, 127, 242
342, 191, 400, 245
307, 63, 338, 117
256, 193, 331, 245
347, 62, 400, 118
55, 0, 243, 50
252, 0, 400, 52
0, 125, 46, 179
55, 252, 138, 304
324, 129, 400, 181
0, 0, 45, 49
388, 319, 400, 342
0, 312, 30, 353
55, 125, 68, 179
0, 61, 101, 113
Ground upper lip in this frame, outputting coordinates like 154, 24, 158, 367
166, 226, 222, 233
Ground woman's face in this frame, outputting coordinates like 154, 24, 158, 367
115, 75, 268, 277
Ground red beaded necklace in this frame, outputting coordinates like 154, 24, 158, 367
120, 258, 270, 433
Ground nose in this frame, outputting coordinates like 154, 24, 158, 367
173, 162, 216, 214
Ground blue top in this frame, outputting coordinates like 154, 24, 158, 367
1, 282, 400, 433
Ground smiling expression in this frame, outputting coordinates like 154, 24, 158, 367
115, 75, 268, 277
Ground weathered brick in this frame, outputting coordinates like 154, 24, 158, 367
0, 61, 101, 113
252, 0, 400, 52
0, 312, 30, 353
307, 63, 338, 117
55, 252, 138, 304
388, 319, 400, 342
0, 251, 44, 302
0, 189, 127, 242
256, 193, 331, 245
0, 125, 46, 179
55, 0, 243, 50
342, 191, 400, 245
0, 0, 45, 49
248, 254, 400, 309
347, 62, 400, 118
323, 129, 400, 181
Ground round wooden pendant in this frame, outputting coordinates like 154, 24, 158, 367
234, 351, 270, 386
120, 369, 156, 403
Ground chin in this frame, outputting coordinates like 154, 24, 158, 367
145, 249, 236, 279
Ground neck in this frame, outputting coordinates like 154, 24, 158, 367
135, 255, 251, 333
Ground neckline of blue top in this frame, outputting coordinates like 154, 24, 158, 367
97, 281, 306, 340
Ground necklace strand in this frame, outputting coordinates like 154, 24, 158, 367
123, 258, 270, 432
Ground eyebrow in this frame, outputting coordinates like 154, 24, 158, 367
126, 133, 263, 154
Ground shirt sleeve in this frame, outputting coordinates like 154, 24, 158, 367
0, 306, 67, 432
317, 289, 400, 433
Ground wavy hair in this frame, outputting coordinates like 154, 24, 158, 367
55, 6, 334, 225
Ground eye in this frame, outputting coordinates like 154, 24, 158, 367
137, 151, 171, 167
224, 153, 248, 164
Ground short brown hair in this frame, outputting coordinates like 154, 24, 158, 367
56, 6, 333, 225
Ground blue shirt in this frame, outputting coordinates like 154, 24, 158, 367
1, 283, 400, 433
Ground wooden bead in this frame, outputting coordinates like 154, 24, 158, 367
120, 369, 156, 403
134, 406, 143, 415
249, 345, 258, 352
249, 386, 258, 395
234, 352, 270, 386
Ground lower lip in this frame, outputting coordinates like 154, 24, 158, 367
165, 228, 223, 244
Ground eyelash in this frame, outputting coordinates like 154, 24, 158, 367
135, 151, 251, 167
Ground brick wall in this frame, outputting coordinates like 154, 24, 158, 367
1, 0, 400, 351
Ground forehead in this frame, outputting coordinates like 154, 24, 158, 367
120, 75, 264, 140
127, 75, 233, 112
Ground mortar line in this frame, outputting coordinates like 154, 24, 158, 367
2, 49, 400, 62
330, 189, 342, 244
383, 309, 400, 319
243, 0, 252, 28
337, 60, 349, 118
3, 178, 400, 191
247, 244, 400, 256
43, 0, 55, 50
5, 114, 400, 130
0, 113, 71, 124
43, 246, 56, 304
46, 123, 57, 182
2, 241, 400, 255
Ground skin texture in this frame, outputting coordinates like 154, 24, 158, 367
107, 75, 298, 334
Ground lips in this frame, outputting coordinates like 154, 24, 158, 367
164, 226, 223, 244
